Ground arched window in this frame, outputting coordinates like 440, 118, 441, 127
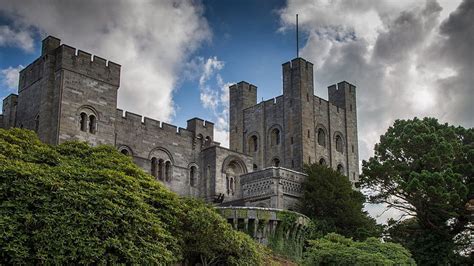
165, 161, 171, 182
249, 135, 258, 152
271, 128, 280, 146
337, 164, 344, 174
190, 166, 197, 187
204, 136, 212, 147
319, 158, 326, 165
253, 164, 258, 171
151, 157, 158, 178
317, 128, 326, 147
80, 112, 88, 132
158, 159, 164, 180
272, 158, 280, 167
89, 115, 97, 134
335, 134, 343, 153
121, 149, 129, 156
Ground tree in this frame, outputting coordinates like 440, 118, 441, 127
302, 233, 415, 265
299, 164, 381, 240
0, 128, 264, 264
361, 117, 473, 264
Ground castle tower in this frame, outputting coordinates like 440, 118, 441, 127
282, 58, 314, 171
13, 36, 120, 145
328, 81, 359, 182
229, 81, 257, 153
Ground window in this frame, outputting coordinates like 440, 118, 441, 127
335, 135, 343, 153
253, 164, 258, 171
272, 158, 280, 167
291, 137, 294, 144
121, 149, 129, 156
317, 128, 326, 147
89, 115, 96, 134
249, 135, 258, 152
165, 161, 171, 182
151, 157, 158, 178
319, 158, 326, 165
80, 112, 88, 132
190, 166, 197, 187
291, 160, 294, 168
352, 145, 354, 153
271, 128, 280, 146
337, 164, 344, 174
307, 130, 310, 138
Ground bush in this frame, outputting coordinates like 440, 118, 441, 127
0, 128, 263, 264
302, 233, 415, 265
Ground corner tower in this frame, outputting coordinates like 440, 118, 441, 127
229, 81, 257, 153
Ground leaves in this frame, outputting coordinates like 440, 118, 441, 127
0, 128, 264, 265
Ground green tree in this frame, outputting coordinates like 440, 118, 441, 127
0, 128, 264, 264
361, 117, 473, 264
299, 164, 381, 240
302, 233, 415, 265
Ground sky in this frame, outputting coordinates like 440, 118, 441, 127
0, 0, 472, 222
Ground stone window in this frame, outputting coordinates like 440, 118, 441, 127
335, 134, 343, 153
291, 137, 294, 144
89, 115, 97, 134
204, 136, 212, 147
249, 135, 258, 152
165, 161, 172, 182
80, 112, 88, 132
253, 164, 258, 171
272, 158, 280, 167
157, 159, 164, 180
317, 128, 326, 147
337, 164, 344, 174
121, 149, 129, 156
190, 166, 197, 187
319, 158, 326, 165
352, 144, 354, 153
151, 157, 158, 178
271, 128, 280, 146
307, 129, 310, 138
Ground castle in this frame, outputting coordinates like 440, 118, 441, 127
0, 36, 359, 211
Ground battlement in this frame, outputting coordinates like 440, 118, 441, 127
116, 109, 196, 138
328, 81, 356, 109
282, 57, 314, 71
56, 43, 121, 87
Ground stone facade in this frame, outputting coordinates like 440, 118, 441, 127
1, 36, 360, 209
229, 58, 359, 184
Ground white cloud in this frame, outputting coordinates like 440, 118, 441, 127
0, 25, 34, 52
0, 0, 211, 123
189, 56, 232, 147
0, 65, 23, 91
279, 0, 471, 223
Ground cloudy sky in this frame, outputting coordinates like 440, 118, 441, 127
0, 0, 472, 222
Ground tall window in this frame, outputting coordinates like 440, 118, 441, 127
317, 128, 326, 147
165, 161, 171, 182
271, 128, 280, 146
319, 158, 326, 165
253, 164, 258, 171
272, 158, 280, 167
249, 135, 258, 152
190, 166, 197, 187
80, 112, 88, 132
337, 164, 344, 174
335, 135, 343, 153
89, 115, 96, 134
158, 159, 164, 180
151, 157, 158, 178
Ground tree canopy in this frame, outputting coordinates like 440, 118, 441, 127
0, 128, 263, 265
361, 117, 473, 264
299, 164, 381, 240
302, 233, 415, 265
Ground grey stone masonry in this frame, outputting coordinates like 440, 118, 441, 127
229, 57, 360, 185
1, 35, 361, 210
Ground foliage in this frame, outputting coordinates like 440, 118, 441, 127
267, 211, 303, 261
360, 117, 473, 264
299, 164, 381, 240
302, 233, 415, 265
0, 128, 264, 265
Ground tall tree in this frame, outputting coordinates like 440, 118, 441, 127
361, 117, 473, 264
299, 164, 381, 240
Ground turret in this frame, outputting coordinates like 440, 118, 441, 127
229, 81, 257, 152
